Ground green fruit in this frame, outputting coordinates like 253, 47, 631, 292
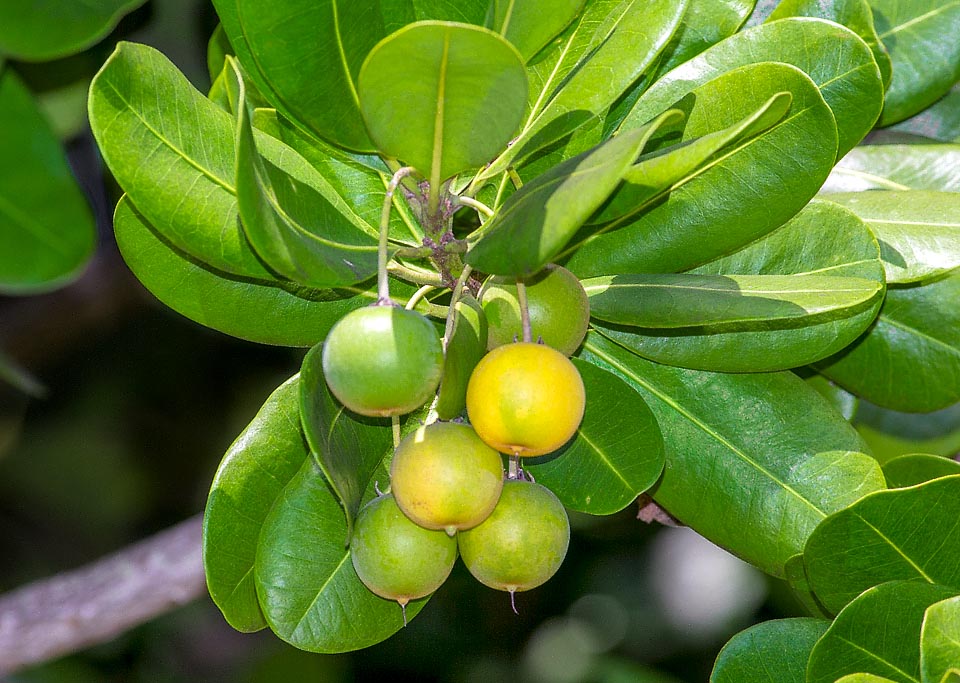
480, 264, 590, 356
322, 305, 443, 417
458, 480, 570, 596
391, 422, 504, 535
351, 493, 458, 607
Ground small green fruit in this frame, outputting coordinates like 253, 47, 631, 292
391, 422, 504, 535
351, 493, 458, 608
322, 305, 443, 417
480, 264, 590, 356
458, 480, 570, 597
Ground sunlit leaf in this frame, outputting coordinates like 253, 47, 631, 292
822, 145, 960, 194
709, 618, 830, 682
922, 595, 960, 683
487, 0, 585, 62
883, 454, 960, 488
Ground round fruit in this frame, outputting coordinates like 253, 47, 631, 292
351, 493, 458, 606
466, 342, 585, 457
479, 264, 590, 356
322, 305, 443, 417
458, 480, 570, 595
391, 422, 504, 535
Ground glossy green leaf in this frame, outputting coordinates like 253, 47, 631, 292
203, 375, 305, 633
0, 69, 94, 294
358, 21, 527, 189
923, 596, 960, 683
709, 618, 830, 682
824, 192, 960, 284
255, 459, 424, 652
0, 0, 146, 60
890, 86, 960, 142
113, 197, 389, 347
872, 0, 960, 126
835, 675, 900, 683
768, 0, 892, 87
592, 199, 885, 372
817, 272, 960, 413
467, 117, 675, 276
805, 476, 960, 614
525, 358, 664, 515
784, 554, 833, 619
805, 374, 859, 421
622, 16, 882, 158
299, 344, 393, 541
89, 42, 272, 278
588, 90, 791, 226
566, 62, 838, 278
807, 581, 959, 683
822, 145, 960, 194
585, 273, 881, 328
435, 295, 487, 421
487, 0, 585, 62
883, 454, 960, 489
231, 61, 380, 288
478, 0, 687, 180
582, 333, 876, 577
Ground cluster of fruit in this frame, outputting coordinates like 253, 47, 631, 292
320, 265, 590, 618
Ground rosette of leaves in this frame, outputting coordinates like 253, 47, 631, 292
88, 0, 960, 669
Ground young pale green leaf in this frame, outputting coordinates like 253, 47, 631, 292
890, 86, 960, 142
207, 24, 232, 83
587, 90, 791, 226
823, 192, 960, 284
816, 272, 960, 413
467, 116, 677, 276
358, 22, 527, 190
768, 0, 892, 87
822, 145, 960, 193
807, 581, 959, 683
883, 454, 960, 489
592, 200, 885, 372
203, 375, 305, 633
709, 618, 830, 683
804, 476, 960, 614
255, 460, 425, 652
566, 62, 838, 278
525, 358, 664, 515
478, 0, 687, 180
585, 273, 881, 329
835, 675, 899, 682
0, 0, 145, 60
230, 61, 381, 289
622, 16, 881, 158
872, 0, 960, 126
922, 596, 960, 683
299, 344, 394, 541
582, 333, 875, 577
0, 69, 94, 294
435, 295, 487, 421
114, 197, 389, 347
486, 0, 585, 63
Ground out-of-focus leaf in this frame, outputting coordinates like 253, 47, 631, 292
203, 376, 305, 633
435, 295, 487, 421
822, 145, 960, 193
804, 476, 960, 614
0, 0, 146, 60
486, 0, 585, 62
889, 86, 960, 142
525, 358, 664, 515
709, 618, 830, 682
358, 22, 527, 189
854, 401, 960, 463
817, 272, 960, 413
871, 0, 960, 126
922, 595, 960, 683
807, 581, 959, 682
883, 454, 960, 488
582, 333, 875, 577
824, 192, 960, 284
0, 69, 94, 294
0, 349, 46, 398
805, 374, 859, 421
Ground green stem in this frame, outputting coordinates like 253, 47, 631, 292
405, 285, 436, 311
441, 265, 473, 351
516, 277, 532, 343
387, 262, 446, 287
457, 196, 494, 219
392, 416, 401, 449
379, 166, 418, 303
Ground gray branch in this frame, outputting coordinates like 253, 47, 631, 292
0, 515, 206, 675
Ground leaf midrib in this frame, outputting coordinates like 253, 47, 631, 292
878, 2, 960, 40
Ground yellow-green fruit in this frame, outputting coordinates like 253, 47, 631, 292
458, 480, 570, 594
466, 342, 585, 457
350, 493, 458, 606
480, 264, 590, 356
391, 422, 504, 536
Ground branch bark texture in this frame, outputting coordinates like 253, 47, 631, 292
0, 515, 206, 675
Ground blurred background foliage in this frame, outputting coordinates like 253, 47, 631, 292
0, 1, 957, 681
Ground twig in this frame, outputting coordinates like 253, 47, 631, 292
0, 515, 206, 675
